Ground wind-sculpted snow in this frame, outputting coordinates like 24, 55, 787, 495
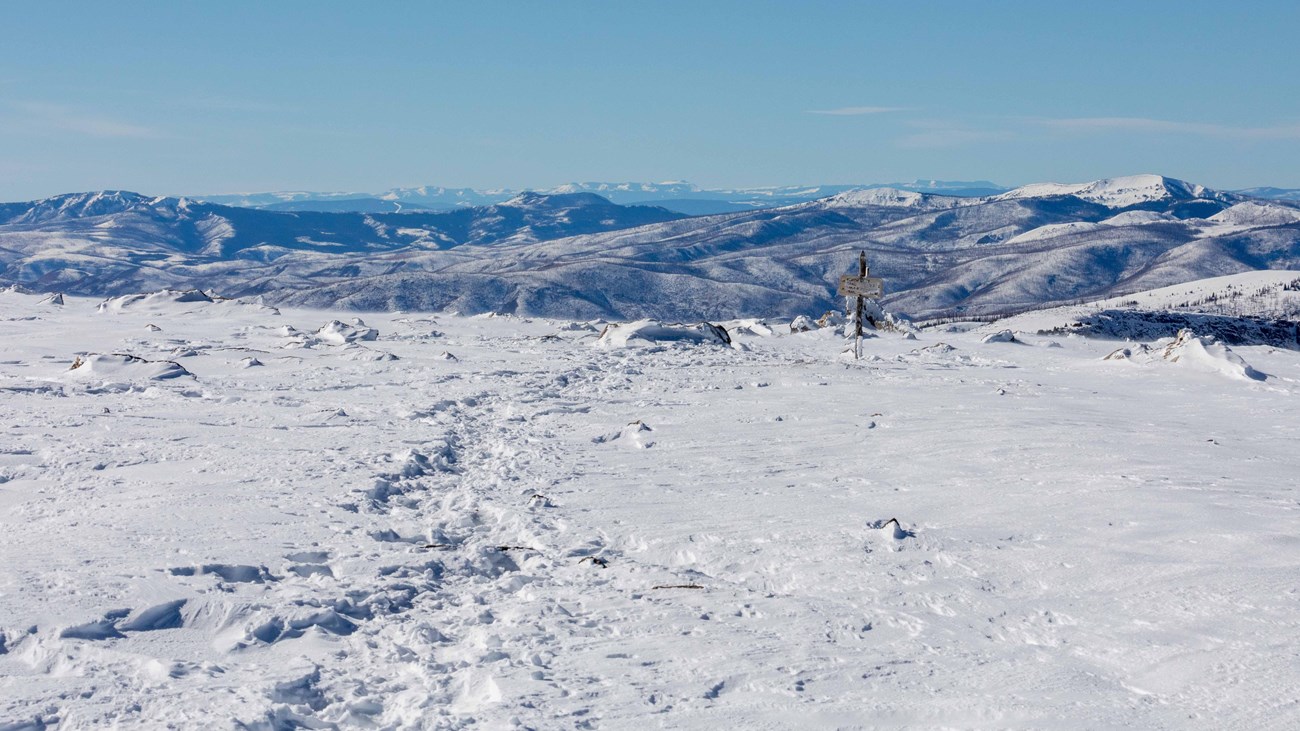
2, 290, 1300, 728
1, 176, 1298, 320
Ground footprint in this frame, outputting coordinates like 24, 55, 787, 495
170, 563, 276, 583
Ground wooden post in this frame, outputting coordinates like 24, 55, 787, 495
838, 250, 881, 360
855, 250, 866, 359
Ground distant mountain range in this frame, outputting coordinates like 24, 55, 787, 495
197, 180, 1012, 215
3, 174, 1299, 321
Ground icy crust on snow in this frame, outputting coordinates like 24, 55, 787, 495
3, 292, 1300, 729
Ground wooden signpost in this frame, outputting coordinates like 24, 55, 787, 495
837, 250, 884, 359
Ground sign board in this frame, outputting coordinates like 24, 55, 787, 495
838, 275, 883, 298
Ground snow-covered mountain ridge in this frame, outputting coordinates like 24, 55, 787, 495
198, 179, 1011, 214
2, 174, 1298, 320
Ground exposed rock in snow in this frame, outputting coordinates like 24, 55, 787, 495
817, 310, 845, 329
789, 315, 819, 333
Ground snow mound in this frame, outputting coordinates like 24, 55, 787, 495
67, 353, 193, 381
595, 320, 731, 348
339, 346, 399, 362
95, 289, 279, 315
1104, 330, 1265, 380
981, 330, 1020, 344
38, 293, 64, 306
98, 289, 213, 313
557, 321, 602, 333
1160, 329, 1265, 381
314, 320, 379, 345
723, 318, 775, 337
593, 420, 655, 449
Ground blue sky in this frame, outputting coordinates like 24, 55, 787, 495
3, 1, 1299, 199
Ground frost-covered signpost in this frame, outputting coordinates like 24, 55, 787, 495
838, 250, 883, 359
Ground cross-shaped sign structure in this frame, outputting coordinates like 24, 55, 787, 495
838, 251, 884, 359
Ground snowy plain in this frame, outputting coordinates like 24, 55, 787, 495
2, 288, 1299, 729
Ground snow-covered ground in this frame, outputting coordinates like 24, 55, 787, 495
2, 289, 1299, 729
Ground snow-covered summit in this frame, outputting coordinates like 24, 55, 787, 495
0, 191, 193, 225
501, 191, 618, 210
820, 188, 925, 208
548, 181, 703, 196
995, 174, 1237, 208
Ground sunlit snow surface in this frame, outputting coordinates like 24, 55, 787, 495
2, 290, 1299, 729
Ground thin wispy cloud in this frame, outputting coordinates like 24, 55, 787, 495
892, 119, 1010, 149
1035, 116, 1300, 140
806, 106, 912, 116
9, 101, 160, 139
181, 95, 287, 113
